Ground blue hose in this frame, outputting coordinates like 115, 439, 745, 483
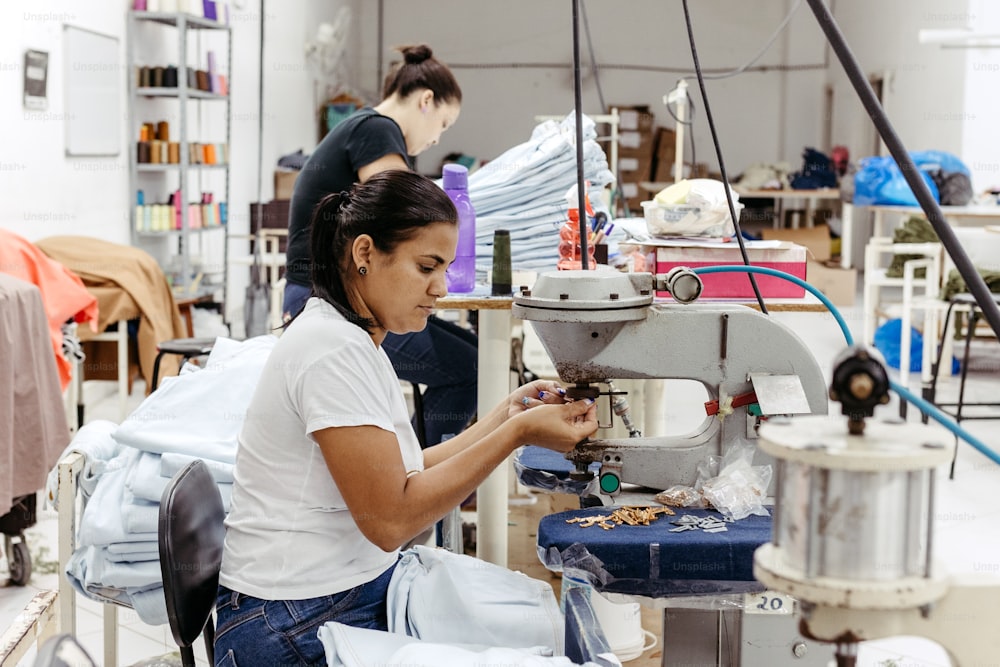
692, 264, 1000, 467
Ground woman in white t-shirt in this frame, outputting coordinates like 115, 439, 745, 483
215, 170, 598, 667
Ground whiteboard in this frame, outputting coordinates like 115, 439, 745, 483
63, 25, 121, 156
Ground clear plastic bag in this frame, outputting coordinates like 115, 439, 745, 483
655, 444, 771, 521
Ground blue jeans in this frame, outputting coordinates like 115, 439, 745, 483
214, 562, 396, 667
283, 281, 478, 446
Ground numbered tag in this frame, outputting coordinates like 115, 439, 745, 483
744, 591, 794, 615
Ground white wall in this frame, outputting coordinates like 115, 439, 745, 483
356, 0, 827, 177
960, 0, 1000, 192
828, 0, 970, 171
0, 2, 131, 244
0, 0, 356, 326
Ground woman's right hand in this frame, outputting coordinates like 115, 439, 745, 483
510, 399, 598, 453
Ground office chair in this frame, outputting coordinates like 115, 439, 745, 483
158, 459, 225, 667
150, 337, 217, 391
33, 634, 97, 667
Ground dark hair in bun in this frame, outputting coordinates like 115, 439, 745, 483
382, 43, 462, 106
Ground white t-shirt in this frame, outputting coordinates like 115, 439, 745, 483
219, 298, 424, 600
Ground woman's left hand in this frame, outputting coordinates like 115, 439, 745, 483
507, 379, 569, 419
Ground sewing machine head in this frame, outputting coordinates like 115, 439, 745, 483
512, 269, 829, 501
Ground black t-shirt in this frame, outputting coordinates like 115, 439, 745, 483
285, 107, 411, 287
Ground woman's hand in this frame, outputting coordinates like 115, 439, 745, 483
506, 379, 570, 420
509, 399, 599, 453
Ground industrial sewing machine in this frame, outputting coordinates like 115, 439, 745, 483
512, 268, 829, 504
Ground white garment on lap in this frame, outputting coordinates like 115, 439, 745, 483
220, 299, 423, 600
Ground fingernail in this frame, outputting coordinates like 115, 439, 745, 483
585, 398, 595, 405
557, 388, 567, 395
538, 390, 547, 399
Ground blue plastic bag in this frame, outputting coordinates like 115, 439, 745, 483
853, 151, 970, 207
873, 318, 959, 374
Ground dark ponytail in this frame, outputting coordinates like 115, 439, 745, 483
310, 170, 458, 332
382, 44, 462, 106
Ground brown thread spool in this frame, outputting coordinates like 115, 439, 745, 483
149, 140, 162, 164
167, 142, 180, 164
139, 66, 151, 88
137, 141, 151, 164
156, 121, 170, 142
152, 66, 164, 88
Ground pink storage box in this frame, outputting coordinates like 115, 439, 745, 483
647, 243, 807, 299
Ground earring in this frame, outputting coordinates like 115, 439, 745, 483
358, 266, 368, 275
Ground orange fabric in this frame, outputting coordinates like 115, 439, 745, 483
0, 230, 99, 391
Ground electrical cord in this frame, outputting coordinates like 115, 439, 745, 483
680, 0, 767, 314
580, 0, 630, 217
692, 264, 1000, 468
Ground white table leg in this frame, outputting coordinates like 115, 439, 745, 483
476, 309, 512, 567
841, 203, 854, 269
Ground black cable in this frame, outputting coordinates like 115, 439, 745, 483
572, 0, 590, 269
805, 0, 1000, 339
579, 0, 627, 216
681, 0, 767, 314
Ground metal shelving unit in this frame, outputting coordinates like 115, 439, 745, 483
127, 10, 231, 313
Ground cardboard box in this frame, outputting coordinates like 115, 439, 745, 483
274, 169, 300, 200
647, 242, 808, 299
613, 105, 655, 133
618, 155, 653, 182
652, 127, 677, 181
760, 224, 857, 306
761, 224, 833, 262
806, 260, 857, 307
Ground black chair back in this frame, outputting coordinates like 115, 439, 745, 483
34, 634, 97, 667
158, 459, 225, 667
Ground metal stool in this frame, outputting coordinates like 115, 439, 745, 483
923, 293, 1000, 478
150, 338, 216, 391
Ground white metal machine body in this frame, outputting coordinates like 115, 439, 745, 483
512, 269, 829, 500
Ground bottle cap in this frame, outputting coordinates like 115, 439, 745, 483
442, 163, 468, 190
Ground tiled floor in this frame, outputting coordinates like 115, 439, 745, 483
3, 282, 999, 666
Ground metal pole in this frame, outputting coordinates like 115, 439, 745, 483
805, 0, 1000, 339
572, 0, 589, 269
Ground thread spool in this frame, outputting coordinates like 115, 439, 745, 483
137, 141, 151, 164
163, 65, 178, 88
151, 66, 164, 88
149, 140, 162, 164
156, 121, 170, 142
167, 142, 180, 164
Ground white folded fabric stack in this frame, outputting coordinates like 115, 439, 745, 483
61, 335, 277, 626
465, 113, 614, 278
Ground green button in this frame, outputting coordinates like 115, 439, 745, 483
599, 472, 620, 494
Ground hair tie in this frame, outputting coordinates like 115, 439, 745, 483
338, 190, 351, 211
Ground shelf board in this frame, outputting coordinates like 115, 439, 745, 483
137, 163, 228, 172
132, 11, 231, 31
136, 226, 226, 237
136, 87, 228, 100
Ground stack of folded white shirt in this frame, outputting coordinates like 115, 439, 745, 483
466, 113, 614, 278
61, 335, 277, 626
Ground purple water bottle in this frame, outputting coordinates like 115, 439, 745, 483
443, 164, 476, 293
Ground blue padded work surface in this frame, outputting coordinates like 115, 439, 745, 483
538, 508, 772, 599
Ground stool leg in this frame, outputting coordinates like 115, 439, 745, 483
949, 310, 978, 480
925, 301, 958, 424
